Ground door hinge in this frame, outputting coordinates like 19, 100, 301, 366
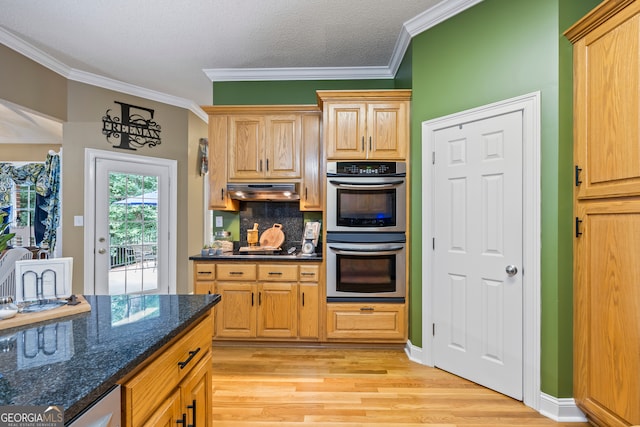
432, 323, 435, 336
575, 217, 583, 237
575, 165, 582, 186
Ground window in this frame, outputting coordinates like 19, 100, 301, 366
12, 182, 38, 246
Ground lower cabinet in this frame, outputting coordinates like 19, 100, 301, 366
193, 261, 320, 341
326, 303, 407, 343
120, 313, 213, 427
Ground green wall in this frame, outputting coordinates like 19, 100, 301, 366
212, 79, 394, 105
408, 0, 599, 398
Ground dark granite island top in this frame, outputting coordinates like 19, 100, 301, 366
0, 293, 220, 424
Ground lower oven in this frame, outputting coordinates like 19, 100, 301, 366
326, 232, 406, 302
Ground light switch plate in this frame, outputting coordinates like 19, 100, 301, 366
74, 215, 84, 226
215, 216, 223, 227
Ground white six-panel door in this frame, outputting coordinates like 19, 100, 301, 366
432, 110, 523, 400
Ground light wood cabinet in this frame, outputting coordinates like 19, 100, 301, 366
300, 113, 323, 210
207, 115, 238, 211
201, 105, 322, 210
566, 2, 640, 425
193, 260, 320, 341
317, 90, 411, 160
326, 302, 407, 343
228, 114, 300, 180
120, 313, 213, 427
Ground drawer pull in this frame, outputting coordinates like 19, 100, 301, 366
176, 412, 187, 426
178, 347, 201, 369
197, 271, 211, 275
187, 400, 197, 427
300, 272, 315, 276
229, 271, 244, 275
360, 307, 374, 312
268, 271, 283, 275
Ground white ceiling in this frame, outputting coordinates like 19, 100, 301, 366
0, 0, 481, 143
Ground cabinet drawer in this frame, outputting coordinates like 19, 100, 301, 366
121, 314, 212, 426
326, 303, 406, 341
195, 263, 215, 280
299, 265, 320, 282
258, 264, 298, 281
217, 263, 256, 280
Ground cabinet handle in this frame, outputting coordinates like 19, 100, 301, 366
176, 413, 187, 426
178, 347, 201, 369
361, 136, 365, 151
266, 158, 269, 171
575, 217, 583, 238
369, 136, 372, 151
268, 271, 283, 275
360, 307, 374, 312
260, 159, 263, 172
251, 292, 254, 306
259, 292, 262, 305
575, 165, 582, 186
302, 292, 305, 307
305, 187, 308, 201
221, 188, 224, 201
229, 271, 244, 275
187, 399, 196, 427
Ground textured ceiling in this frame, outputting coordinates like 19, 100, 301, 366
0, 0, 479, 143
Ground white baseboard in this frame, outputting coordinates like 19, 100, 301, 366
404, 339, 427, 365
539, 392, 587, 423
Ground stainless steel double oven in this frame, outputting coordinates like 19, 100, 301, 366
325, 161, 407, 301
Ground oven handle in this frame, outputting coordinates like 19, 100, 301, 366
328, 246, 404, 256
328, 180, 404, 189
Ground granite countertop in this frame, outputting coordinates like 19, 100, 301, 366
0, 293, 220, 423
189, 252, 322, 262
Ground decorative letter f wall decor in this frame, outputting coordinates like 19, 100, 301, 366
102, 101, 162, 150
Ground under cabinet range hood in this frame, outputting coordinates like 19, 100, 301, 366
227, 183, 300, 201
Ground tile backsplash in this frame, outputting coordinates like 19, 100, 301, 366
239, 202, 304, 250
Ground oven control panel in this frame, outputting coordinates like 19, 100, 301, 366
327, 161, 406, 176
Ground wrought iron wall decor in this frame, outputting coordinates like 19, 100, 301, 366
102, 101, 162, 150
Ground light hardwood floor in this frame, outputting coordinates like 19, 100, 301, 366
211, 346, 589, 426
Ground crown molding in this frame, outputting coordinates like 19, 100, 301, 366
0, 26, 207, 122
1, 0, 484, 115
67, 69, 207, 121
388, 0, 483, 75
203, 66, 393, 82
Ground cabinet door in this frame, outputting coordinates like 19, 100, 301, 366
299, 283, 319, 339
325, 103, 367, 159
141, 389, 182, 427
574, 200, 640, 426
265, 115, 301, 178
326, 303, 407, 342
574, 10, 640, 200
257, 283, 298, 338
367, 102, 408, 160
215, 282, 257, 338
300, 113, 322, 211
228, 115, 265, 180
208, 116, 238, 210
181, 353, 213, 427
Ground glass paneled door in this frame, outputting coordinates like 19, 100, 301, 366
94, 158, 170, 295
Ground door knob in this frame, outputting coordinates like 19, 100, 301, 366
505, 265, 518, 277
98, 248, 106, 254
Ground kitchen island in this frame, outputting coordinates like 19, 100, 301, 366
0, 293, 220, 424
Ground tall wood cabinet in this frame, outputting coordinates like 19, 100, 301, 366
566, 1, 640, 425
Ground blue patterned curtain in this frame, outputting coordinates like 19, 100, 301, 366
0, 153, 61, 252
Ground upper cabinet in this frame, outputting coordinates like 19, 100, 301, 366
567, 0, 640, 200
317, 90, 411, 160
228, 114, 301, 180
201, 105, 321, 211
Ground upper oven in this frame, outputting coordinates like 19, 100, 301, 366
326, 161, 406, 233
